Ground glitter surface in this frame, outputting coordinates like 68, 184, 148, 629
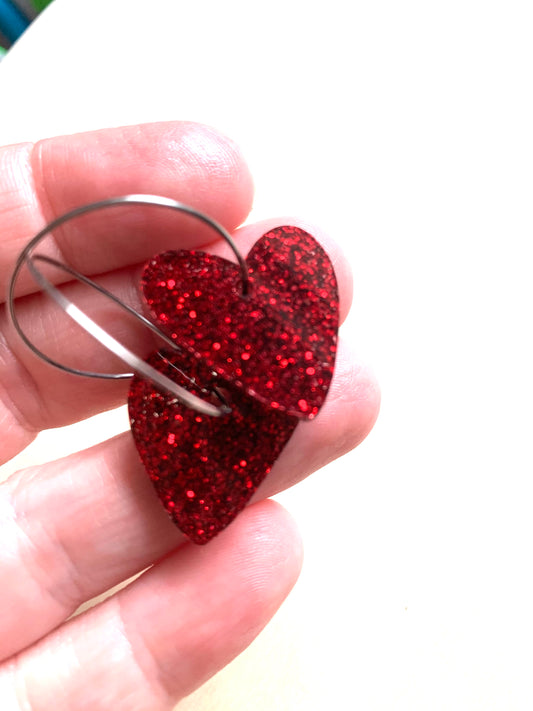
128, 350, 298, 544
128, 226, 339, 543
140, 226, 339, 418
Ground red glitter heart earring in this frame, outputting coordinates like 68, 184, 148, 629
8, 195, 339, 543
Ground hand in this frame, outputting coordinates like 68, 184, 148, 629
0, 122, 379, 710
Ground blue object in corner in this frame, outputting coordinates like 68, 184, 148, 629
0, 0, 30, 44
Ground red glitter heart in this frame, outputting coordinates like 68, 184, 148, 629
128, 350, 298, 544
140, 226, 339, 418
128, 226, 339, 543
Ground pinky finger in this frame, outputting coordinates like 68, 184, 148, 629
1, 500, 302, 711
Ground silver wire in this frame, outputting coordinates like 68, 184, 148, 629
28, 254, 230, 417
7, 195, 248, 418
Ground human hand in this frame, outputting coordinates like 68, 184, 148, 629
0, 122, 379, 710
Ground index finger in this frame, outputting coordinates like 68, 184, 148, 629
0, 121, 254, 299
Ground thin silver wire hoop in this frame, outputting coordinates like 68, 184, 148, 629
28, 254, 231, 417
7, 194, 247, 417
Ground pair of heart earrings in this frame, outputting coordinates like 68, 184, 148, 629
8, 195, 339, 544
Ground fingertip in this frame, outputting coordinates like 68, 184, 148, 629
173, 122, 255, 231
182, 500, 304, 693
327, 350, 381, 450
33, 121, 255, 230
256, 339, 381, 498
116, 499, 304, 703
225, 499, 304, 599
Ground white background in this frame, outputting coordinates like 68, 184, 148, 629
1, 1, 533, 708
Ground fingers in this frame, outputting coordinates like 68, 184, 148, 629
0, 220, 353, 462
0, 339, 379, 660
0, 119, 254, 459
0, 501, 303, 711
0, 121, 254, 299
253, 342, 379, 499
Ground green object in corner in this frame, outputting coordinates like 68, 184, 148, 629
0, 46, 7, 60
31, 0, 52, 11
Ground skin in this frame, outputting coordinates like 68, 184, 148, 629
0, 121, 380, 711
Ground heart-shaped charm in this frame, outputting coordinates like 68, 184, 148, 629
128, 225, 339, 543
128, 350, 298, 544
9, 195, 340, 545
140, 226, 339, 418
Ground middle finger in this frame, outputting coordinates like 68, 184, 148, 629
0, 220, 353, 463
